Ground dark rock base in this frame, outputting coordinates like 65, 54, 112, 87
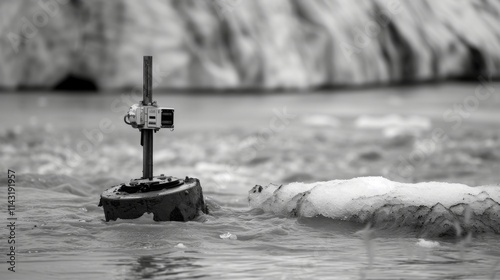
99, 177, 208, 222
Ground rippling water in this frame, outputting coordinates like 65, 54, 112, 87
1, 85, 500, 279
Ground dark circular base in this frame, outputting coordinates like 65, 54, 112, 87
99, 177, 208, 222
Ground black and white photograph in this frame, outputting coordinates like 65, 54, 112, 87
1, 0, 500, 279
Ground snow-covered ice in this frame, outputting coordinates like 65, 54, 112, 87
249, 177, 500, 237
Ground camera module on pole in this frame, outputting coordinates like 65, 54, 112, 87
99, 56, 208, 222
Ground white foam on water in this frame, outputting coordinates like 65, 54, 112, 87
175, 243, 187, 248
300, 114, 340, 127
108, 212, 157, 224
416, 239, 440, 248
249, 177, 500, 237
220, 232, 238, 240
355, 115, 431, 130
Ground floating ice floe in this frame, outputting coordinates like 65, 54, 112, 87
248, 177, 500, 237
416, 239, 440, 248
220, 232, 238, 240
175, 243, 187, 248
355, 115, 431, 131
300, 114, 341, 127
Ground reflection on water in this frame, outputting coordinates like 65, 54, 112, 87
118, 255, 206, 279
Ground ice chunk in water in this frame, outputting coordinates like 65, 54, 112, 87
248, 177, 500, 237
416, 239, 439, 248
300, 114, 340, 127
220, 232, 237, 240
355, 115, 431, 131
175, 243, 187, 248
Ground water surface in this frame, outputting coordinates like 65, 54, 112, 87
1, 84, 500, 279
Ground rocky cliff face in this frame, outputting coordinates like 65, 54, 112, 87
1, 0, 499, 90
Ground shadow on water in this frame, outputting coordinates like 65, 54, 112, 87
297, 216, 366, 234
116, 254, 208, 279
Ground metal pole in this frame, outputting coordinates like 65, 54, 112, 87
142, 56, 153, 180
